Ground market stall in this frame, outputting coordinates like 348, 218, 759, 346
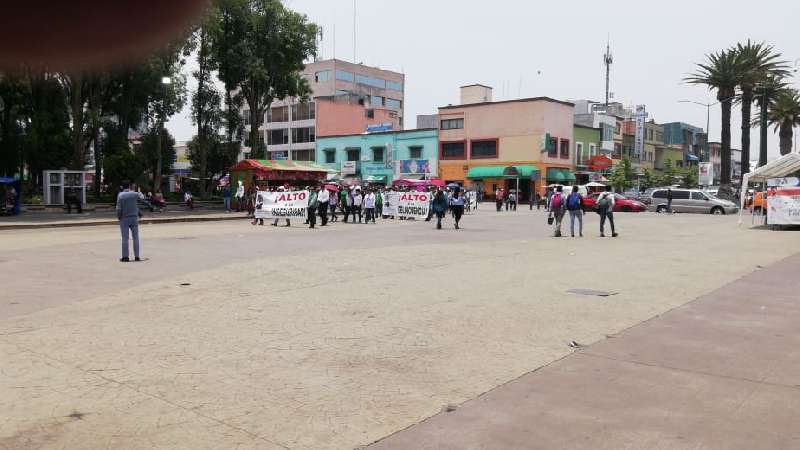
739, 153, 800, 227
229, 159, 335, 191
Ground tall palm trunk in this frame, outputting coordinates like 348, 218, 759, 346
720, 96, 733, 195
779, 121, 793, 155
740, 86, 752, 185
759, 98, 769, 166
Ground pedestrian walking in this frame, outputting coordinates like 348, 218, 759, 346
317, 185, 329, 227
566, 185, 584, 238
597, 186, 618, 238
363, 189, 377, 223
272, 186, 291, 227
495, 188, 504, 212
546, 187, 554, 210
307, 187, 318, 229
116, 181, 141, 262
251, 186, 264, 226
375, 188, 383, 219
450, 188, 465, 229
184, 189, 194, 210
352, 188, 363, 223
508, 191, 517, 211
223, 184, 232, 212
666, 188, 673, 213
343, 189, 353, 223
235, 181, 245, 212
432, 189, 449, 230
549, 186, 566, 237
328, 188, 338, 222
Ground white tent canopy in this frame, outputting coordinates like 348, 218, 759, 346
739, 152, 800, 225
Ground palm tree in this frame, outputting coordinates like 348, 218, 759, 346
754, 75, 789, 165
733, 41, 788, 183
768, 89, 800, 155
686, 49, 741, 197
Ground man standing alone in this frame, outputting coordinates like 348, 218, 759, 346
666, 188, 673, 214
116, 181, 141, 262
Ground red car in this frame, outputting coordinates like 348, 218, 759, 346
583, 193, 647, 213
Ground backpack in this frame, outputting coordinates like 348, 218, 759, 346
550, 193, 563, 209
596, 193, 611, 211
567, 193, 581, 210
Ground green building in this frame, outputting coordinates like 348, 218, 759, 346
573, 124, 602, 184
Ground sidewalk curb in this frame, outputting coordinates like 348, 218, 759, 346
0, 214, 246, 231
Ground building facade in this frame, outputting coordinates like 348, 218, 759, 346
316, 129, 438, 184
437, 85, 575, 201
662, 122, 707, 164
242, 59, 405, 161
573, 124, 602, 184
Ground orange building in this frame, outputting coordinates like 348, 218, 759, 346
437, 85, 576, 201
316, 96, 400, 138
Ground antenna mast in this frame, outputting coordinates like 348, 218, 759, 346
604, 36, 613, 108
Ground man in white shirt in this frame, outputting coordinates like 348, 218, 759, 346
352, 188, 363, 223
363, 189, 376, 224
317, 185, 330, 227
597, 186, 618, 238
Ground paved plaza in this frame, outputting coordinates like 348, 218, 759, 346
1, 208, 799, 450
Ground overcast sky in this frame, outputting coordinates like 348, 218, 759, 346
166, 0, 800, 159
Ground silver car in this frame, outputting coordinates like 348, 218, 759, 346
650, 188, 738, 215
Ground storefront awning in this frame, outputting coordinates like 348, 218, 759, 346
230, 159, 336, 174
546, 168, 576, 182
467, 165, 539, 179
364, 175, 388, 183
686, 154, 699, 161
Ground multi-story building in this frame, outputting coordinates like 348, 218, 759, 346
573, 124, 603, 184
242, 59, 405, 161
572, 100, 616, 155
316, 129, 438, 184
708, 142, 743, 185
437, 85, 575, 201
662, 122, 706, 164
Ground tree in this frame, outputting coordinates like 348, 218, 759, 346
0, 71, 28, 177
686, 49, 741, 199
58, 71, 90, 169
768, 89, 800, 156
187, 134, 239, 187
610, 157, 633, 192
137, 127, 176, 189
212, 0, 318, 159
733, 41, 788, 186
754, 75, 788, 165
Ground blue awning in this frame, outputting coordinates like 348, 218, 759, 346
686, 154, 699, 161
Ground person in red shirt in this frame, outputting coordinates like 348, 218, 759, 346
495, 188, 504, 212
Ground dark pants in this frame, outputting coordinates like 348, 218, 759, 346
510, 201, 517, 211
329, 204, 337, 221
452, 205, 464, 228
352, 206, 362, 223
319, 203, 328, 226
435, 211, 445, 229
365, 207, 376, 223
496, 200, 502, 211
66, 199, 82, 214
344, 205, 351, 222
308, 207, 317, 228
600, 211, 616, 235
667, 199, 673, 213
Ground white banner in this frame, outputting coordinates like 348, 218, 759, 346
397, 192, 430, 219
382, 192, 398, 217
254, 190, 309, 219
767, 188, 800, 225
699, 162, 714, 186
634, 105, 646, 157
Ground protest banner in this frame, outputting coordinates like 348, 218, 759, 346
766, 178, 800, 226
396, 192, 430, 220
254, 190, 309, 220
382, 192, 399, 217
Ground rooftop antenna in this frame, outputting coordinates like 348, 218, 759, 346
604, 35, 613, 108
315, 27, 323, 61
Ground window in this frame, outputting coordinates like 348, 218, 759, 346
336, 70, 355, 82
441, 142, 466, 160
409, 146, 423, 159
471, 140, 498, 159
647, 129, 654, 140
355, 74, 386, 89
673, 190, 689, 199
653, 190, 667, 199
267, 106, 289, 123
399, 116, 403, 127
291, 127, 315, 143
324, 149, 336, 164
387, 80, 403, 91
691, 192, 708, 201
656, 131, 664, 142
385, 98, 402, 109
589, 143, 597, 158
270, 150, 288, 160
346, 148, 361, 161
613, 143, 622, 159
267, 128, 289, 145
366, 109, 375, 119
291, 102, 315, 121
560, 139, 570, 159
242, 110, 250, 126
615, 123, 621, 134
372, 147, 385, 162
440, 118, 464, 130
576, 142, 584, 164
602, 124, 614, 141
371, 95, 384, 107
314, 70, 331, 82
292, 149, 315, 161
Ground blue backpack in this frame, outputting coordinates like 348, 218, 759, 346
567, 193, 581, 210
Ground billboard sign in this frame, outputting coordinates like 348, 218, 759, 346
634, 105, 647, 158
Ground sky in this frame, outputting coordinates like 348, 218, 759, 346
166, 0, 800, 159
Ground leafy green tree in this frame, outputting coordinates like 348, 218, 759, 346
610, 157, 633, 192
0, 72, 28, 177
686, 49, 741, 198
137, 127, 176, 191
212, 0, 318, 159
187, 135, 239, 190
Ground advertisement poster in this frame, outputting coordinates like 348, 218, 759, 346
254, 190, 309, 220
698, 162, 714, 186
766, 178, 800, 225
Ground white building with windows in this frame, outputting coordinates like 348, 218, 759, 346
241, 59, 405, 162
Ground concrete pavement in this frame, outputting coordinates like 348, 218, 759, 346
369, 253, 800, 450
1, 209, 799, 449
0, 208, 242, 230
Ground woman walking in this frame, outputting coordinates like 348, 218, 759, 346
450, 188, 465, 229
432, 189, 449, 230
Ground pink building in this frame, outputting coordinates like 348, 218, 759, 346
315, 97, 400, 138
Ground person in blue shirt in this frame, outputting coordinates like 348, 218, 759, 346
449, 188, 465, 230
431, 189, 449, 230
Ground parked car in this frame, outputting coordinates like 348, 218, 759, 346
583, 192, 647, 213
650, 188, 738, 215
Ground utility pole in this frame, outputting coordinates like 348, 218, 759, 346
604, 37, 613, 108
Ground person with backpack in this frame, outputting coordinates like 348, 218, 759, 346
549, 185, 566, 237
566, 185, 584, 238
596, 186, 618, 238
